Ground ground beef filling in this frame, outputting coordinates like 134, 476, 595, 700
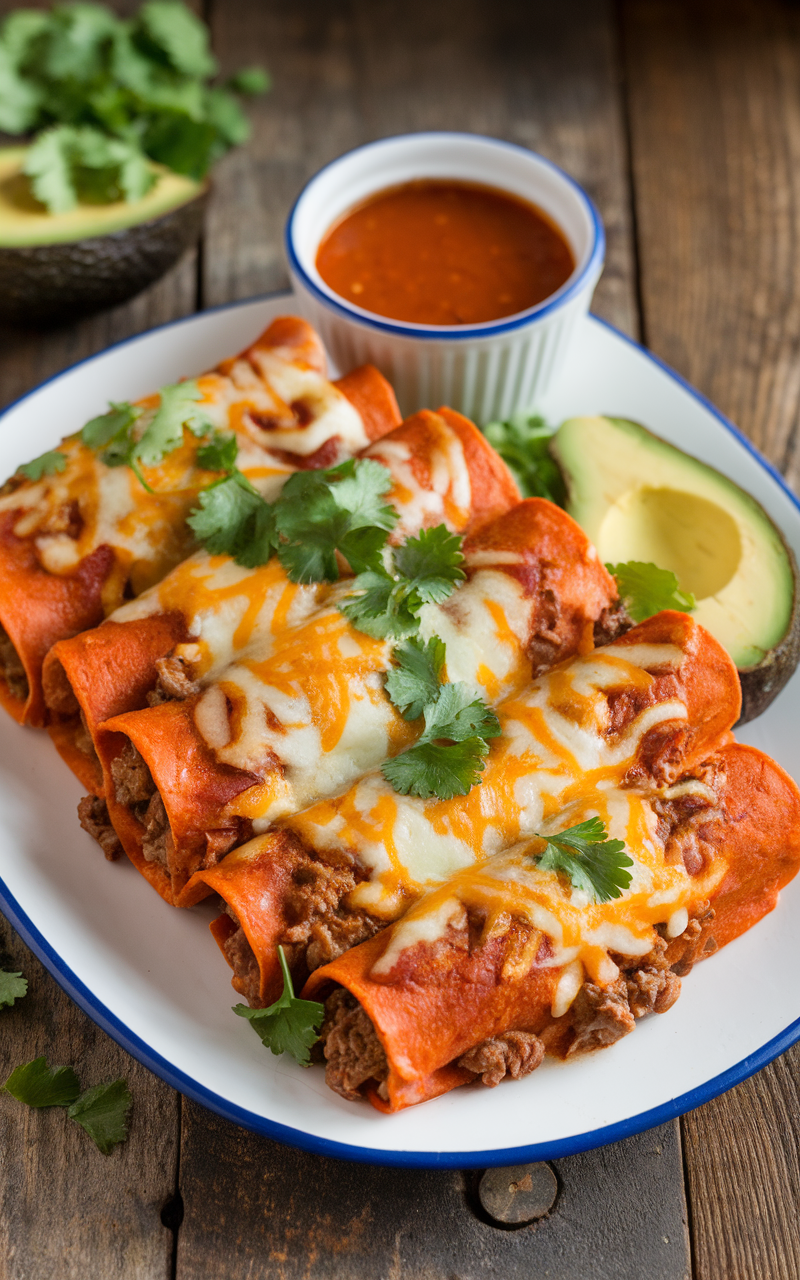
77, 795, 123, 861
110, 741, 172, 869
280, 849, 384, 972
457, 1031, 545, 1086
146, 653, 200, 706
221, 910, 262, 1006
0, 625, 28, 701
321, 988, 389, 1101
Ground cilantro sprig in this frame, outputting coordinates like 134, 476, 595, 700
0, 968, 27, 1008
384, 636, 446, 720
233, 946, 324, 1066
482, 413, 566, 505
0, 1, 269, 213
79, 380, 214, 487
15, 450, 67, 481
340, 525, 466, 639
189, 456, 398, 581
531, 817, 634, 903
607, 561, 696, 624
382, 683, 502, 800
2, 1056, 132, 1154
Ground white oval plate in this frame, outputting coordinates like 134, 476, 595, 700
1, 293, 798, 1168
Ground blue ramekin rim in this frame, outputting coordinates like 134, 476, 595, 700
285, 131, 606, 342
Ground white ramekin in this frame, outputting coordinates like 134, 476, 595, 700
285, 132, 605, 422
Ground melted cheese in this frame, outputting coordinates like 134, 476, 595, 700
368, 789, 728, 999
287, 640, 693, 920
0, 339, 368, 603
365, 414, 472, 537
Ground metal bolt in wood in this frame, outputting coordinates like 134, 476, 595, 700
478, 1162, 558, 1225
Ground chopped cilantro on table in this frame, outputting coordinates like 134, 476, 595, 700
0, 1, 269, 212
341, 525, 466, 639
607, 560, 696, 624
531, 817, 634, 903
233, 946, 324, 1067
381, 683, 502, 800
482, 413, 566, 505
3, 1055, 131, 1153
16, 450, 67, 481
0, 968, 27, 1008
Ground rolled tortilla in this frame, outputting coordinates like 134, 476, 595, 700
303, 742, 800, 1111
198, 611, 741, 1005
1, 316, 399, 726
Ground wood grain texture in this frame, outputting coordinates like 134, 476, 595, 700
176, 1108, 689, 1280
203, 0, 637, 336
622, 2, 800, 1276
0, 914, 179, 1280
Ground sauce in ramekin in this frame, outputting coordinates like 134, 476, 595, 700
315, 179, 575, 326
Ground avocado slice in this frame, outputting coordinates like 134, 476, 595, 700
551, 415, 800, 723
0, 147, 206, 324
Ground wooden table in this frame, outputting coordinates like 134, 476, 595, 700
1, 1, 799, 1275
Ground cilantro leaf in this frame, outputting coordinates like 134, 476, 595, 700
421, 682, 502, 743
23, 124, 155, 214
0, 969, 27, 1009
16, 450, 67, 481
607, 561, 696, 624
381, 683, 500, 799
392, 525, 466, 604
136, 380, 212, 467
340, 569, 420, 639
67, 1079, 132, 1155
482, 413, 566, 505
382, 736, 491, 800
197, 431, 238, 473
384, 636, 446, 720
233, 946, 324, 1067
81, 401, 141, 450
187, 471, 273, 559
139, 1, 216, 78
273, 460, 397, 579
532, 816, 634, 903
4, 1057, 80, 1108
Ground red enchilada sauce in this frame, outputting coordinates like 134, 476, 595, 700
315, 179, 575, 326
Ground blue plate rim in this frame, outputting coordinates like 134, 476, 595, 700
1, 297, 799, 1168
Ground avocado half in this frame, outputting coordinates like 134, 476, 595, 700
0, 147, 207, 325
551, 416, 800, 724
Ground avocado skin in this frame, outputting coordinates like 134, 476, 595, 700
738, 540, 800, 725
0, 188, 206, 326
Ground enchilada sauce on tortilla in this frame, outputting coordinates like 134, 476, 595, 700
315, 179, 575, 326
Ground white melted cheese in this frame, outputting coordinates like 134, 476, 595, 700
365, 415, 472, 537
246, 350, 368, 455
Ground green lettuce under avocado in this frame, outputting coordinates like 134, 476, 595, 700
0, 1, 269, 213
481, 412, 567, 506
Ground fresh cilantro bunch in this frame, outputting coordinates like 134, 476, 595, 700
3, 1055, 131, 1154
382, 682, 502, 800
0, 1, 269, 212
531, 817, 634, 903
482, 412, 566, 505
188, 455, 398, 580
340, 525, 466, 639
607, 560, 696, 624
233, 946, 324, 1066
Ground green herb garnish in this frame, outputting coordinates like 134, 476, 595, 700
3, 1055, 131, 1153
341, 525, 466, 640
482, 413, 566, 505
67, 1079, 132, 1155
381, 682, 501, 800
233, 946, 324, 1067
531, 817, 634, 903
0, 1, 269, 212
384, 636, 446, 720
188, 456, 398, 581
196, 431, 238, 473
16, 450, 67, 481
607, 561, 696, 624
0, 969, 27, 1008
80, 380, 211, 483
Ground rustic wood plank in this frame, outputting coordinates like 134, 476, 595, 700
0, 915, 179, 1280
174, 6, 689, 1278
204, 0, 637, 337
176, 1108, 689, 1280
621, 2, 800, 1276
